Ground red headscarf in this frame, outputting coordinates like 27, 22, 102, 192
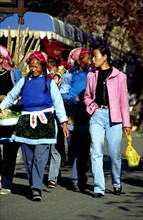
26, 51, 48, 64
67, 48, 90, 66
0, 44, 14, 70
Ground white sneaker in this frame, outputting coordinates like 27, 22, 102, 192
0, 188, 11, 195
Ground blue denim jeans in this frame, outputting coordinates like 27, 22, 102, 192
48, 144, 61, 182
89, 109, 122, 194
72, 157, 78, 184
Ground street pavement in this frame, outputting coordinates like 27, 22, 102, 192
0, 131, 143, 220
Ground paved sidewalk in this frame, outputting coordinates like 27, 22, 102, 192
0, 132, 143, 220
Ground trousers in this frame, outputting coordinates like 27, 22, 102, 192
1, 142, 20, 189
89, 109, 122, 194
21, 143, 50, 190
48, 144, 61, 181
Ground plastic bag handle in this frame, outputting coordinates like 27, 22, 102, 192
126, 134, 132, 145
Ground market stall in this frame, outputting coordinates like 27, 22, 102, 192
0, 11, 87, 70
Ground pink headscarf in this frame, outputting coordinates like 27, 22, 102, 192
67, 48, 90, 66
0, 44, 14, 70
26, 51, 48, 64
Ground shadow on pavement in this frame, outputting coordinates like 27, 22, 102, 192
12, 155, 142, 198
12, 183, 29, 198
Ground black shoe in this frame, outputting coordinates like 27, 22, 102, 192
113, 186, 122, 195
79, 188, 87, 194
48, 180, 57, 189
93, 193, 104, 198
72, 184, 80, 192
32, 189, 42, 201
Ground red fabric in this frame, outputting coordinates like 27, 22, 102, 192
26, 51, 48, 64
47, 73, 54, 79
67, 48, 90, 66
42, 37, 63, 61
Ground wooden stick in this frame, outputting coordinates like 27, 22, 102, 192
33, 39, 40, 51
24, 36, 36, 60
11, 40, 14, 56
13, 25, 21, 67
18, 28, 29, 63
7, 26, 11, 54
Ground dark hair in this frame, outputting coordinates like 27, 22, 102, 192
92, 44, 112, 65
48, 56, 60, 67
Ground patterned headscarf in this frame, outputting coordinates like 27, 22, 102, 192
0, 44, 14, 70
25, 51, 50, 93
26, 51, 48, 64
67, 48, 90, 66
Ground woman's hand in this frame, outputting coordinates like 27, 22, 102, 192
62, 122, 70, 139
0, 95, 6, 102
95, 108, 99, 112
124, 127, 132, 136
76, 96, 80, 102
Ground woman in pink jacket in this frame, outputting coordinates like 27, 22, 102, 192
84, 43, 131, 198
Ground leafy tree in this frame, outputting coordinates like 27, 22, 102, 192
25, 0, 143, 60
64, 0, 143, 55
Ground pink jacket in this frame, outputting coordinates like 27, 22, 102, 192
84, 67, 131, 127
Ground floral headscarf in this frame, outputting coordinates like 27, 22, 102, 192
0, 44, 14, 70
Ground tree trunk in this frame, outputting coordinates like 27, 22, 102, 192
103, 24, 113, 45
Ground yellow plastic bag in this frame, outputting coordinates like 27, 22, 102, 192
125, 134, 140, 167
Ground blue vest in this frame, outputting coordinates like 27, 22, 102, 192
21, 76, 53, 111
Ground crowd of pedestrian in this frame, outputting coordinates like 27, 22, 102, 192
0, 41, 132, 201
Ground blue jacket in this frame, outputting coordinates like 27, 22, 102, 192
11, 68, 22, 85
60, 69, 89, 105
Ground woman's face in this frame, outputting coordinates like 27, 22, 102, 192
48, 58, 58, 76
29, 59, 43, 77
78, 53, 92, 71
92, 49, 107, 68
0, 55, 4, 65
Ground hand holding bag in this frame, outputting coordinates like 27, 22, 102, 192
125, 134, 140, 167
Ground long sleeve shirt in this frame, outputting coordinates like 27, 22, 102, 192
0, 76, 68, 124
